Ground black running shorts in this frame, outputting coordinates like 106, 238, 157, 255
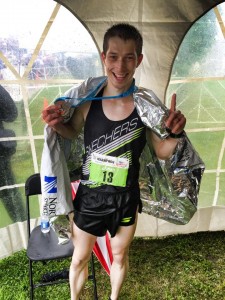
73, 184, 140, 237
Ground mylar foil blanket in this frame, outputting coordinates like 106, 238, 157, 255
50, 214, 73, 244
134, 89, 170, 139
134, 89, 205, 224
139, 138, 205, 224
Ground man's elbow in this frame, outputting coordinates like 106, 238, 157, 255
155, 149, 174, 160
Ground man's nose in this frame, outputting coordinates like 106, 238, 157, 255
115, 58, 125, 70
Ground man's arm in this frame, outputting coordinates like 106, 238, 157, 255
42, 101, 90, 139
148, 129, 181, 160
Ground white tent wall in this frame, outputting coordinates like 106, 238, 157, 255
0, 0, 225, 260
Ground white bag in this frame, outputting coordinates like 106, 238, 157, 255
40, 125, 73, 217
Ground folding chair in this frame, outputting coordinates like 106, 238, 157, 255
25, 173, 98, 299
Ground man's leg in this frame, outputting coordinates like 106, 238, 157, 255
109, 212, 138, 300
70, 222, 97, 300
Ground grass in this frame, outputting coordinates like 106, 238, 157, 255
0, 231, 225, 300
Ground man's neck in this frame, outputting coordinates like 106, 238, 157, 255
103, 80, 134, 98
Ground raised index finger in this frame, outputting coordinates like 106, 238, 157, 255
170, 93, 176, 112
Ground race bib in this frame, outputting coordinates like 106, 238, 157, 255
89, 153, 129, 187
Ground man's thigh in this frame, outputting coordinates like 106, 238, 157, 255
71, 222, 97, 260
110, 210, 138, 254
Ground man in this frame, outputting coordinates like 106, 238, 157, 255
42, 23, 186, 300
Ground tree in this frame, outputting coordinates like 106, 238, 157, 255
172, 10, 219, 77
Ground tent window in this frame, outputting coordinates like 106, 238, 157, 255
0, 0, 103, 227
167, 3, 225, 208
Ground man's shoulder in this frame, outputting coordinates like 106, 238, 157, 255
66, 76, 107, 100
76, 101, 91, 120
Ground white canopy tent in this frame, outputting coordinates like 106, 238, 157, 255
0, 0, 225, 259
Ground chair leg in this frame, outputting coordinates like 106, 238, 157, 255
90, 253, 98, 300
29, 260, 34, 300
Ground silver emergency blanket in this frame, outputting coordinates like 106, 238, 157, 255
134, 89, 170, 139
139, 137, 204, 224
50, 214, 73, 244
49, 76, 205, 234
133, 88, 205, 224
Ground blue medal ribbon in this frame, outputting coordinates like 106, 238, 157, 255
55, 79, 137, 107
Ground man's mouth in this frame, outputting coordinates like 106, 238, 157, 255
113, 73, 127, 80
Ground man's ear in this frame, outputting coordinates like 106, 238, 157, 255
137, 54, 143, 67
101, 52, 106, 62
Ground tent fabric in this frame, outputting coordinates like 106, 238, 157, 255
0, 0, 225, 260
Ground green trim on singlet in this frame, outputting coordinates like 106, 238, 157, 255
104, 127, 145, 156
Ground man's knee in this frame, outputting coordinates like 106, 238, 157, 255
70, 253, 90, 271
112, 248, 129, 266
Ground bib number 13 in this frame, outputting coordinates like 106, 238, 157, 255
89, 153, 129, 187
102, 171, 114, 183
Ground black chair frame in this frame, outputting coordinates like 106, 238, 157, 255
25, 173, 98, 299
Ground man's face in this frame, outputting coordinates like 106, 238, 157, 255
101, 37, 143, 91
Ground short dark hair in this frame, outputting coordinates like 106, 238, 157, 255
103, 23, 143, 57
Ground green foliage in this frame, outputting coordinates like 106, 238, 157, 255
0, 231, 225, 299
173, 10, 218, 77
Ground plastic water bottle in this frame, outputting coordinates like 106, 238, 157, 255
41, 214, 50, 233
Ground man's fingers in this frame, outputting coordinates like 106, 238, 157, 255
165, 110, 180, 128
170, 93, 176, 112
165, 111, 186, 133
48, 117, 63, 127
42, 104, 63, 124
171, 116, 186, 134
45, 104, 61, 113
166, 93, 186, 134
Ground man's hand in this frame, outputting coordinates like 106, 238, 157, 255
165, 93, 186, 134
42, 102, 64, 128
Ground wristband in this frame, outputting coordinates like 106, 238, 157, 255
169, 131, 185, 139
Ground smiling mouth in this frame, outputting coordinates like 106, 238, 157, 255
113, 73, 127, 80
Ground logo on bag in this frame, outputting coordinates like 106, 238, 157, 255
44, 176, 57, 193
